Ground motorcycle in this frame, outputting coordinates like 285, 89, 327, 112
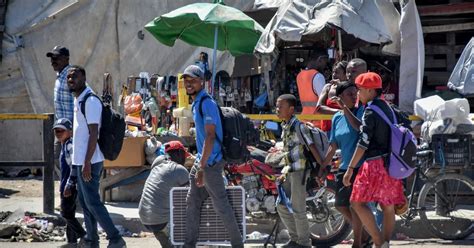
224, 150, 351, 247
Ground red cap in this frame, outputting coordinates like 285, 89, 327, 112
164, 141, 190, 157
355, 72, 382, 89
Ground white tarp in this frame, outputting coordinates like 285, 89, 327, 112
447, 37, 474, 96
254, 0, 393, 55
1, 0, 254, 114
398, 0, 425, 113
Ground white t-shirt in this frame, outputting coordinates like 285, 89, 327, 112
72, 87, 104, 165
312, 72, 326, 96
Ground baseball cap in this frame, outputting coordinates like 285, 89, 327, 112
355, 72, 382, 89
164, 140, 190, 158
180, 65, 204, 79
46, 46, 70, 57
53, 118, 73, 131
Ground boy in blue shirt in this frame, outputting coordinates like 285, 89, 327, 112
53, 118, 86, 246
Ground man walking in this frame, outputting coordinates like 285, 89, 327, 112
66, 65, 126, 248
182, 65, 243, 248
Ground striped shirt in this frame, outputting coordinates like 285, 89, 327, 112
281, 116, 314, 172
54, 65, 74, 122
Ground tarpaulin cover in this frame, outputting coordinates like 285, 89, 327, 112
447, 37, 474, 96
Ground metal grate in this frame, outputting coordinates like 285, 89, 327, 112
170, 186, 246, 246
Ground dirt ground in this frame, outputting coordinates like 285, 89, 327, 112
0, 176, 60, 198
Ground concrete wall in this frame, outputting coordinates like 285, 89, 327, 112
0, 119, 43, 162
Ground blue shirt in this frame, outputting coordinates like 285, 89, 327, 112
329, 106, 365, 171
54, 65, 74, 122
192, 90, 223, 166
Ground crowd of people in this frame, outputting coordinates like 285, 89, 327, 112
49, 43, 409, 248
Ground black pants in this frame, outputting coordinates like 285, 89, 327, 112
60, 187, 87, 243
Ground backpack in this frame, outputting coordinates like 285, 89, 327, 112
368, 103, 417, 179
293, 121, 329, 183
199, 95, 259, 164
80, 92, 126, 161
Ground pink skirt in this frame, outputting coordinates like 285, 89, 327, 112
350, 158, 406, 206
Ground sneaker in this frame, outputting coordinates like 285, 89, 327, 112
282, 240, 300, 248
78, 239, 99, 248
380, 241, 390, 248
107, 237, 127, 248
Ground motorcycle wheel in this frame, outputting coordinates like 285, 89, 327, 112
307, 184, 351, 247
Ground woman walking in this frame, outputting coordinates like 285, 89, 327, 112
322, 81, 368, 248
343, 72, 409, 248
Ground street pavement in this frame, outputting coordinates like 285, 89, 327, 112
1, 178, 473, 247
0, 237, 473, 247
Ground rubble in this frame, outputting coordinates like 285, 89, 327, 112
0, 210, 66, 242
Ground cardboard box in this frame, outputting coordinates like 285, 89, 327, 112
104, 137, 147, 168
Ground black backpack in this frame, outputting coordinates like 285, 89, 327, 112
199, 95, 259, 164
80, 92, 126, 161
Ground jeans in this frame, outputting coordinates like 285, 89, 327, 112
183, 160, 243, 247
60, 186, 86, 243
75, 162, 121, 245
277, 170, 311, 247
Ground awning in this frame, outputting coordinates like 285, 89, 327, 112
254, 0, 394, 55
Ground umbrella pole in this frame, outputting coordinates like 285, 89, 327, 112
211, 26, 218, 96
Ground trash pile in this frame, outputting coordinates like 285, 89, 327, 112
0, 210, 67, 242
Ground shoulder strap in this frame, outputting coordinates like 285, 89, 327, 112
197, 94, 223, 148
80, 92, 102, 117
79, 92, 102, 133
368, 102, 397, 126
198, 94, 211, 117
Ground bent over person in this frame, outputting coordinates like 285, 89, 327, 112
182, 65, 243, 248
139, 141, 190, 248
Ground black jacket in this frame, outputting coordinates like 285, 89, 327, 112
357, 98, 411, 160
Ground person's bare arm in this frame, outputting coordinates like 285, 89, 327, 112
331, 96, 362, 130
82, 124, 99, 182
316, 84, 339, 114
343, 146, 366, 186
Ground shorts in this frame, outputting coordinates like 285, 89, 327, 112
335, 168, 359, 207
350, 158, 406, 206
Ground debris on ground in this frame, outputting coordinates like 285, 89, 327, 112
0, 209, 67, 242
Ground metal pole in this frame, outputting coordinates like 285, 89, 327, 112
43, 114, 55, 214
211, 25, 218, 95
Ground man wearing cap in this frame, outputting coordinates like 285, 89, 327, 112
139, 141, 191, 248
54, 118, 87, 247
47, 46, 74, 122
343, 72, 409, 248
182, 65, 244, 248
47, 46, 74, 178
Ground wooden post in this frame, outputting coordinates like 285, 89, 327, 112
43, 114, 55, 214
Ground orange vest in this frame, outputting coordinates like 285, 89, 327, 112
296, 69, 320, 126
297, 69, 320, 113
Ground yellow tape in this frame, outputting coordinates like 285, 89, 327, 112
247, 114, 422, 121
0, 114, 51, 120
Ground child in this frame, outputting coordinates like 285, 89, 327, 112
274, 94, 324, 248
53, 118, 86, 246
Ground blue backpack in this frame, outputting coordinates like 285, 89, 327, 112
368, 103, 417, 179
